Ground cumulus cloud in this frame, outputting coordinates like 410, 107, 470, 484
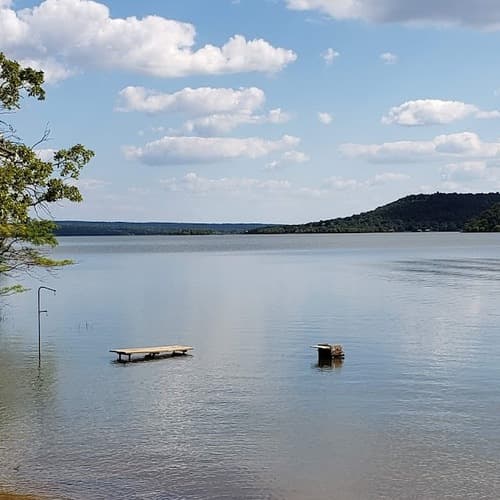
340, 132, 500, 163
116, 86, 265, 115
285, 0, 500, 30
266, 150, 310, 169
380, 52, 398, 64
161, 173, 291, 195
318, 112, 333, 124
322, 48, 339, 65
475, 110, 500, 119
322, 172, 409, 190
0, 0, 296, 82
17, 57, 75, 84
183, 108, 291, 135
340, 140, 434, 163
382, 99, 500, 126
124, 135, 300, 165
438, 161, 500, 191
34, 148, 56, 161
160, 170, 407, 197
117, 86, 291, 135
440, 161, 487, 182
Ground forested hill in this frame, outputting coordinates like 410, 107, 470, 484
250, 193, 500, 234
464, 202, 500, 232
54, 221, 270, 236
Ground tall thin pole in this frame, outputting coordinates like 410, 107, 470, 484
37, 286, 56, 365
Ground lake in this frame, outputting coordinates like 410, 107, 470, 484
1, 233, 500, 499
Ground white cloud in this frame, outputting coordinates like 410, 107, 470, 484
329, 172, 409, 191
282, 150, 309, 163
475, 110, 500, 119
340, 132, 500, 163
160, 169, 407, 198
322, 172, 409, 190
183, 114, 257, 135
266, 150, 310, 169
0, 0, 296, 83
322, 48, 339, 65
322, 176, 363, 190
440, 161, 487, 182
117, 86, 266, 115
380, 52, 398, 64
183, 108, 291, 135
268, 108, 291, 124
34, 148, 56, 161
370, 172, 410, 184
124, 135, 300, 165
340, 140, 434, 163
117, 86, 291, 135
438, 161, 500, 191
17, 57, 75, 84
318, 112, 333, 124
161, 172, 291, 194
285, 0, 500, 30
382, 99, 500, 126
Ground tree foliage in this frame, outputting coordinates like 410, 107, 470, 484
0, 53, 94, 295
463, 202, 500, 232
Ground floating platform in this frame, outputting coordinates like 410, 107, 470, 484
110, 345, 193, 363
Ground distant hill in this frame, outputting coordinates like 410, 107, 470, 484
54, 221, 271, 236
463, 202, 500, 232
250, 193, 500, 234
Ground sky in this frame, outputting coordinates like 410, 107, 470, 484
3, 0, 500, 223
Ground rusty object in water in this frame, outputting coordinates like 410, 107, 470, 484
311, 343, 345, 364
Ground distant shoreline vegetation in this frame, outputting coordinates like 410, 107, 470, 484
55, 193, 500, 236
54, 221, 271, 236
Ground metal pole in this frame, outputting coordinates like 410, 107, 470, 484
38, 286, 56, 365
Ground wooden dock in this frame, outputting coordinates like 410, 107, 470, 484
110, 345, 193, 363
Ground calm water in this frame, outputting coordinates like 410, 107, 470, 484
1, 233, 500, 499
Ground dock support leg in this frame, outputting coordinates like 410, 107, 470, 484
118, 353, 122, 362
128, 354, 131, 362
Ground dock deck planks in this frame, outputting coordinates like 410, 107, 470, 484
110, 345, 193, 362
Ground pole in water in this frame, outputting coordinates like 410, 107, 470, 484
37, 286, 56, 365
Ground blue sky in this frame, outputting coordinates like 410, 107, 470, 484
3, 0, 500, 223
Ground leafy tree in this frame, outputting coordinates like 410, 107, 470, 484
0, 53, 94, 295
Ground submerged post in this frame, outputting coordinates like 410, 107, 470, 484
37, 286, 56, 365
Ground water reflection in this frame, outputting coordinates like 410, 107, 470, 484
0, 325, 57, 495
314, 357, 344, 371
